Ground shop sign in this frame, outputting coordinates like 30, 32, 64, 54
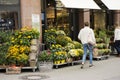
32, 14, 40, 32
0, 0, 19, 5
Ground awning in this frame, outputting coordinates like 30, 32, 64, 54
101, 0, 120, 10
60, 0, 100, 9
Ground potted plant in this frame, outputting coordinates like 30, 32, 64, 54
38, 50, 53, 72
68, 49, 83, 61
53, 51, 67, 64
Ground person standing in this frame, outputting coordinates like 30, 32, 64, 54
78, 22, 96, 69
114, 24, 120, 57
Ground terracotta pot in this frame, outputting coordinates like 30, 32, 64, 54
38, 62, 53, 72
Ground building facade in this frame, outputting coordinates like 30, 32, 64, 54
0, 0, 42, 41
0, 0, 120, 42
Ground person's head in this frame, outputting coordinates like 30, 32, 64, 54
84, 22, 89, 26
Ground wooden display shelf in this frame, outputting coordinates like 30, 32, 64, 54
53, 60, 82, 69
53, 62, 67, 69
71, 60, 82, 66
93, 55, 110, 60
22, 66, 37, 72
6, 67, 21, 74
0, 66, 37, 72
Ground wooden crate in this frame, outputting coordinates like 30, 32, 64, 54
6, 67, 21, 74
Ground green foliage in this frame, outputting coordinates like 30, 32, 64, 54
53, 51, 67, 61
44, 29, 57, 48
72, 41, 82, 49
95, 43, 106, 49
0, 52, 6, 65
6, 26, 40, 66
50, 44, 63, 53
96, 38, 104, 43
0, 31, 12, 43
56, 35, 72, 46
0, 31, 12, 65
99, 30, 107, 39
56, 30, 66, 36
68, 49, 83, 57
64, 43, 75, 52
10, 27, 40, 46
38, 50, 54, 62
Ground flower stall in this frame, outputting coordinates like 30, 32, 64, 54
93, 29, 111, 60
0, 26, 40, 73
43, 29, 83, 68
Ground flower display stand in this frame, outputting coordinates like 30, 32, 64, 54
53, 62, 67, 69
6, 66, 21, 74
93, 48, 110, 61
21, 66, 37, 72
93, 55, 110, 61
71, 60, 82, 66
53, 59, 82, 69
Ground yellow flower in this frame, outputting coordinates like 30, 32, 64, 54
11, 37, 14, 40
18, 35, 21, 38
28, 36, 31, 38
20, 40, 23, 44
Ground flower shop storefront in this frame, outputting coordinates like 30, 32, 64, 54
39, 27, 111, 69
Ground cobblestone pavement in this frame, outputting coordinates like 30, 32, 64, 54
0, 56, 120, 80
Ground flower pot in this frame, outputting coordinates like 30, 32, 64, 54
61, 60, 65, 64
29, 60, 37, 67
38, 62, 53, 72
54, 60, 61, 64
66, 58, 73, 63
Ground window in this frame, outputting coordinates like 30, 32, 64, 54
0, 0, 19, 5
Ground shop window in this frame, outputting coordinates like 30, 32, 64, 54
0, 12, 18, 31
46, 0, 70, 35
93, 10, 106, 29
0, 0, 19, 5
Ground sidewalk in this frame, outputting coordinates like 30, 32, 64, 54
0, 56, 120, 80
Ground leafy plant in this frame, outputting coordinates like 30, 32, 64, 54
56, 35, 72, 46
6, 26, 40, 66
0, 52, 6, 65
64, 43, 75, 52
68, 49, 83, 58
50, 44, 63, 53
44, 29, 57, 48
72, 41, 82, 49
38, 50, 54, 62
10, 27, 40, 46
53, 51, 67, 61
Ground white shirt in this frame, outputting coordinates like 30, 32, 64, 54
78, 26, 96, 44
114, 28, 120, 41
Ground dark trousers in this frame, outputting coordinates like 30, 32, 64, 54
114, 40, 120, 54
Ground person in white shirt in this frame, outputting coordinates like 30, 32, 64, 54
78, 22, 96, 69
114, 24, 120, 57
